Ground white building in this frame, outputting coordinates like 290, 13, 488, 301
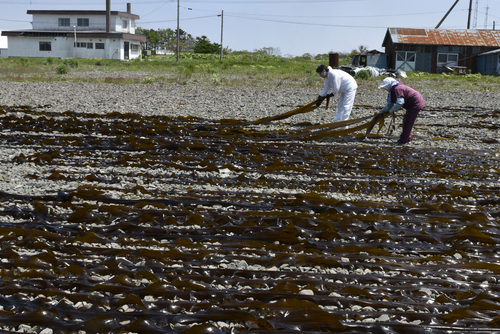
1, 2, 146, 61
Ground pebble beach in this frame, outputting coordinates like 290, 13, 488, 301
0, 70, 498, 333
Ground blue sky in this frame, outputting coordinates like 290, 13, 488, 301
1, 0, 499, 56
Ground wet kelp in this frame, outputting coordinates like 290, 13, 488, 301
0, 104, 498, 333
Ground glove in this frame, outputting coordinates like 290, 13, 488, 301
389, 103, 402, 115
316, 95, 326, 107
377, 103, 392, 115
326, 93, 334, 98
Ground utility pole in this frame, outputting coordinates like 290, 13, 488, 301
435, 0, 459, 29
220, 10, 224, 61
176, 0, 180, 62
73, 25, 77, 58
468, 0, 473, 29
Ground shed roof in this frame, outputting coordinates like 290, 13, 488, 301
383, 28, 500, 47
353, 49, 384, 56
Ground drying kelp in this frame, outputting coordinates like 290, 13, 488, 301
0, 104, 498, 333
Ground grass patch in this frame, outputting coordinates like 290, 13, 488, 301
0, 55, 499, 91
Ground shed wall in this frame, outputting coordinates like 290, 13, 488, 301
415, 53, 432, 72
367, 54, 388, 68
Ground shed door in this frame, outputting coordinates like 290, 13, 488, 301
395, 51, 416, 72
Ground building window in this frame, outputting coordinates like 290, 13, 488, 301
58, 18, 70, 27
77, 18, 89, 27
122, 20, 128, 28
87, 43, 93, 49
437, 53, 458, 68
96, 43, 105, 49
39, 42, 51, 51
131, 44, 140, 51
76, 42, 87, 48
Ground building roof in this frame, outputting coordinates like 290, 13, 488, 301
383, 28, 500, 47
353, 49, 384, 56
1, 29, 146, 42
27, 10, 140, 20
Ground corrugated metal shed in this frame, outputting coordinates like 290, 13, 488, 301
386, 28, 500, 47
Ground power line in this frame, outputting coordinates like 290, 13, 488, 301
223, 10, 463, 19
140, 14, 215, 24
0, 0, 370, 3
183, 0, 372, 2
180, 6, 469, 20
224, 13, 388, 28
0, 18, 30, 23
138, 7, 473, 29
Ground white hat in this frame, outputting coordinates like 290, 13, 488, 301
378, 77, 398, 91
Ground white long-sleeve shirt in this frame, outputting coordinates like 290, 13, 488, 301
320, 66, 358, 97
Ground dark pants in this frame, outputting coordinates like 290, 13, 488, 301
399, 106, 421, 143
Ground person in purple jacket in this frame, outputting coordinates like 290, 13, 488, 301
377, 77, 426, 144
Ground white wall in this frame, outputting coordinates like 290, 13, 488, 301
32, 14, 107, 31
113, 16, 135, 34
0, 33, 7, 57
6, 36, 141, 61
0, 33, 7, 48
31, 13, 135, 33
8, 36, 73, 58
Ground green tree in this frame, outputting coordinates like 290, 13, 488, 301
193, 36, 220, 54
254, 47, 281, 57
135, 28, 162, 50
156, 28, 176, 52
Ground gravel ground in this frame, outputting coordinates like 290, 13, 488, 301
0, 71, 498, 333
1, 72, 499, 150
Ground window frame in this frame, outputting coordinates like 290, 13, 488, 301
58, 18, 70, 27
77, 18, 90, 27
437, 53, 459, 66
95, 43, 105, 50
39, 41, 51, 51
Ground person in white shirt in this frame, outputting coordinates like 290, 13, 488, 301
315, 64, 358, 123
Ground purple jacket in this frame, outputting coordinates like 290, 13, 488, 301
389, 81, 426, 110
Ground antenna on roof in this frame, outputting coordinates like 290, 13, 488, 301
484, 5, 489, 29
472, 0, 478, 29
435, 0, 460, 29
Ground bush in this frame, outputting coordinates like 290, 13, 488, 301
355, 70, 370, 80
177, 63, 196, 81
63, 59, 79, 68
56, 64, 68, 74
19, 57, 30, 66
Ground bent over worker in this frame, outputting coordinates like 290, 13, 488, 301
315, 64, 358, 123
378, 77, 425, 144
